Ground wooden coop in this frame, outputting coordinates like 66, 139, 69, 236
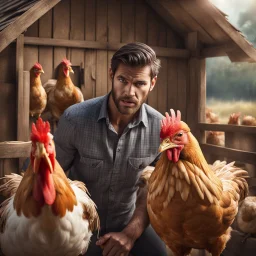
0, 0, 256, 255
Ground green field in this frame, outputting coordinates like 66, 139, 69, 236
206, 98, 256, 124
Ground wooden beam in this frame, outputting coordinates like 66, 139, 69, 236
146, 0, 187, 39
23, 36, 190, 58
200, 143, 256, 165
0, 142, 31, 158
16, 34, 24, 141
201, 41, 238, 58
198, 123, 256, 134
0, 0, 61, 53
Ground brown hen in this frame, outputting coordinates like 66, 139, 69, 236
44, 58, 84, 120
147, 109, 248, 256
29, 63, 47, 117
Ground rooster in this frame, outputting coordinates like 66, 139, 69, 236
0, 118, 99, 256
44, 58, 84, 120
30, 63, 47, 117
147, 109, 248, 256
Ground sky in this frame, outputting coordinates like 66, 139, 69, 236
209, 0, 253, 26
209, 0, 256, 46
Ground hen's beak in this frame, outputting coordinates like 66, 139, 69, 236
68, 66, 74, 73
33, 142, 53, 173
159, 138, 178, 152
39, 69, 44, 73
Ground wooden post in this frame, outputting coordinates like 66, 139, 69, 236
186, 31, 208, 256
17, 34, 30, 170
186, 32, 205, 139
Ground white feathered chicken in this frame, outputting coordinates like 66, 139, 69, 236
236, 196, 256, 237
0, 118, 99, 256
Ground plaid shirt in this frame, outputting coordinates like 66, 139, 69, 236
54, 94, 163, 232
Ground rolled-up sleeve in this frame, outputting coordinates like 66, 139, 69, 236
54, 112, 77, 171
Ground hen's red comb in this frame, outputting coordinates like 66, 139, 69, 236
31, 118, 51, 143
160, 109, 181, 139
33, 62, 42, 70
61, 58, 72, 66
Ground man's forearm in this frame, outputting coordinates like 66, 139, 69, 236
122, 186, 149, 241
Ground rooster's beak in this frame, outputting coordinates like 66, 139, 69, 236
33, 142, 53, 173
68, 66, 74, 73
159, 138, 178, 152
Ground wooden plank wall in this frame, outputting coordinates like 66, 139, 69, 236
21, 0, 185, 116
0, 45, 18, 175
0, 0, 186, 174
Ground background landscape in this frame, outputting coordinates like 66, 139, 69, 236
207, 0, 256, 123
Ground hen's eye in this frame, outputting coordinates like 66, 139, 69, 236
177, 132, 183, 137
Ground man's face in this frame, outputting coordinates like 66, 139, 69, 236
110, 63, 157, 115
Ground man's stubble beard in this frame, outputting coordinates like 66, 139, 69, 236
111, 80, 150, 115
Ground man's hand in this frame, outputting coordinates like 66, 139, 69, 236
96, 231, 135, 256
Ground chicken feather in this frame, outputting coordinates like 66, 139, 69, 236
147, 109, 248, 256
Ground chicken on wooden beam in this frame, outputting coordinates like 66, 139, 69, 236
30, 62, 47, 118
147, 109, 248, 256
0, 118, 99, 256
43, 58, 84, 121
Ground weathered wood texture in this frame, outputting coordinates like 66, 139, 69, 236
22, 0, 185, 115
0, 0, 186, 146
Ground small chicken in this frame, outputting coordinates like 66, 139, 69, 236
44, 58, 84, 120
30, 63, 47, 117
205, 108, 224, 147
147, 109, 248, 256
228, 113, 240, 125
206, 131, 225, 147
236, 197, 256, 239
0, 118, 99, 256
206, 108, 219, 124
241, 115, 256, 126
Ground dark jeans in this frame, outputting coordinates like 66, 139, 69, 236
85, 225, 168, 256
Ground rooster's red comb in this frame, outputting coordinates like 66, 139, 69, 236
160, 109, 181, 139
33, 62, 42, 70
31, 118, 51, 143
61, 58, 72, 66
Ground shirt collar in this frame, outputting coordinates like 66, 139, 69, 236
97, 93, 148, 128
97, 94, 109, 122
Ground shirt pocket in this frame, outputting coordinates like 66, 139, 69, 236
79, 156, 103, 183
126, 156, 155, 187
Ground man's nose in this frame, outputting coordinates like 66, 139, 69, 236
126, 83, 136, 96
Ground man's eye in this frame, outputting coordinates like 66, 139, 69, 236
136, 82, 145, 87
118, 77, 126, 83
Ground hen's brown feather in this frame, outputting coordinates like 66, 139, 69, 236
43, 64, 84, 120
148, 132, 248, 256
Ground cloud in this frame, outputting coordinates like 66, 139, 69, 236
237, 1, 256, 45
209, 0, 254, 26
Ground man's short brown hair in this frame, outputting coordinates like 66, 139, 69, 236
111, 42, 161, 79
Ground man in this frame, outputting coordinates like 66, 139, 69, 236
54, 42, 168, 256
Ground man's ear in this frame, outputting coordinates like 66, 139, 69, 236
149, 76, 157, 91
109, 68, 114, 81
